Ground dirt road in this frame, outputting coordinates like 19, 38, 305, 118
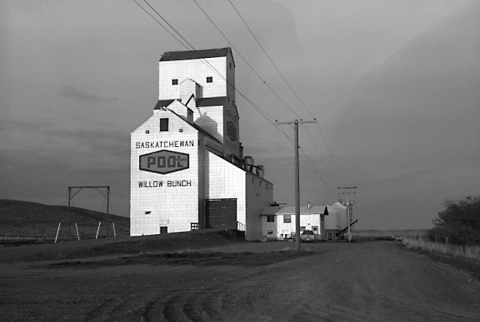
1, 240, 480, 321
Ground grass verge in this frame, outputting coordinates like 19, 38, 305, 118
399, 243, 480, 281
45, 249, 315, 269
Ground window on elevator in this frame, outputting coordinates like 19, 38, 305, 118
160, 118, 169, 132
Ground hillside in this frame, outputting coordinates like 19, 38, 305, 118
0, 199, 130, 240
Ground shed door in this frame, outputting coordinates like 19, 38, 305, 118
205, 199, 237, 229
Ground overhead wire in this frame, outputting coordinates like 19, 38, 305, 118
227, 0, 345, 190
228, 0, 350, 187
191, 0, 297, 140
192, 0, 301, 120
134, 0, 349, 195
132, 0, 189, 48
228, 0, 308, 118
136, 0, 293, 142
302, 127, 345, 188
165, 0, 340, 192
299, 147, 338, 199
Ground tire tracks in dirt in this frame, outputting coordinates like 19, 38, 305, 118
3, 240, 480, 321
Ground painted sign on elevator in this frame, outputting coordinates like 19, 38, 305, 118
139, 150, 189, 174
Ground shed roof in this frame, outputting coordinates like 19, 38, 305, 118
261, 205, 336, 216
197, 96, 227, 107
142, 100, 221, 146
160, 48, 232, 62
154, 97, 227, 110
154, 99, 175, 109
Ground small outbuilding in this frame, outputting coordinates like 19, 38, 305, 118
260, 204, 338, 240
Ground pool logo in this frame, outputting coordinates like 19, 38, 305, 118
139, 150, 189, 174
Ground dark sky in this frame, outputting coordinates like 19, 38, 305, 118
1, 0, 479, 229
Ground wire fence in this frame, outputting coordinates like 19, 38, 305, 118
402, 235, 480, 261
0, 221, 130, 246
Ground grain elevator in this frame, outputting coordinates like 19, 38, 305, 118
130, 48, 273, 241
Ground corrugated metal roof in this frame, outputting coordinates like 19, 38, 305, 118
154, 97, 227, 110
197, 96, 227, 107
154, 99, 175, 109
160, 48, 231, 62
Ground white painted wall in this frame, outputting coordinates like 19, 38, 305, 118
130, 109, 201, 236
159, 57, 227, 100
262, 214, 322, 240
131, 48, 270, 239
246, 174, 274, 241
205, 151, 246, 226
205, 152, 273, 241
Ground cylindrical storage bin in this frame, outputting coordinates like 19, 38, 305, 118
256, 165, 264, 178
244, 156, 254, 172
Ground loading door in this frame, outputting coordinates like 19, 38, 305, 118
205, 199, 237, 229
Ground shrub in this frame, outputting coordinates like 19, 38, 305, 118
428, 196, 480, 245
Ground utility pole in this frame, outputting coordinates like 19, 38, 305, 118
276, 119, 317, 251
338, 186, 357, 242
68, 187, 71, 238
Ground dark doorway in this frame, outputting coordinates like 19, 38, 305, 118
205, 199, 237, 229
160, 226, 168, 234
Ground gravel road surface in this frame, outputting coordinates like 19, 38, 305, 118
1, 240, 479, 321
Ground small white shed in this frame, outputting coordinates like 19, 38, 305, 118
260, 204, 337, 240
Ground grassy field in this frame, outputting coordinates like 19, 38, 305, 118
0, 229, 250, 263
1, 199, 429, 242
0, 199, 130, 241
402, 237, 480, 261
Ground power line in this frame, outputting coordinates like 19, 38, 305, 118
299, 146, 339, 199
142, 0, 194, 50
132, 0, 189, 48
228, 0, 350, 186
303, 126, 345, 188
228, 0, 309, 117
134, 0, 295, 142
134, 0, 347, 193
192, 0, 301, 119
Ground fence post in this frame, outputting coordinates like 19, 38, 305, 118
55, 223, 61, 243
96, 222, 101, 239
75, 223, 80, 241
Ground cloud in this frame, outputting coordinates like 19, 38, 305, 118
324, 4, 480, 229
0, 145, 130, 215
0, 120, 131, 216
60, 86, 117, 105
42, 126, 129, 156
